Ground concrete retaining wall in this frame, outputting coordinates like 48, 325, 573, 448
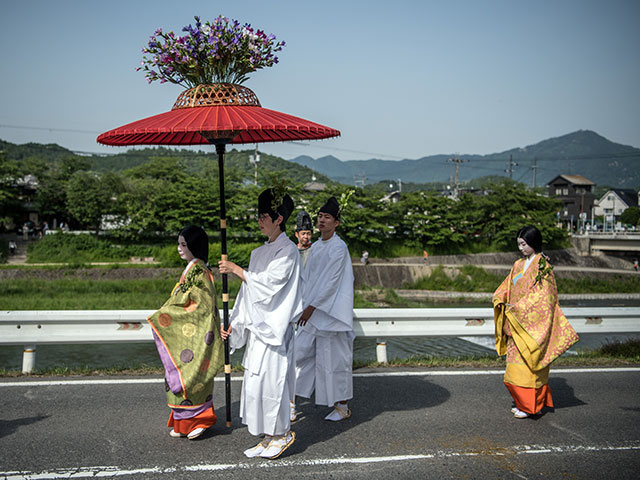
353, 248, 635, 288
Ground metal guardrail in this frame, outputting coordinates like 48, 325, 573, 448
2, 308, 639, 372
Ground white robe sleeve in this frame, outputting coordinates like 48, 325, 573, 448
304, 236, 354, 331
229, 235, 302, 347
228, 286, 249, 351
244, 251, 297, 304
244, 249, 299, 344
308, 244, 349, 313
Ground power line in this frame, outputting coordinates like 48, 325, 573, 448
0, 123, 406, 160
515, 168, 531, 183
0, 124, 101, 135
280, 141, 405, 160
471, 151, 640, 162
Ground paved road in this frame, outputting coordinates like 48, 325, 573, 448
1, 368, 639, 479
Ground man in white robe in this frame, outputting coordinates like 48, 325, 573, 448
294, 196, 355, 422
219, 189, 302, 460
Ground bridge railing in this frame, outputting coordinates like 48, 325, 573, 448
573, 232, 640, 237
2, 307, 639, 373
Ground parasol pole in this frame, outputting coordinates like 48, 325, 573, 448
213, 139, 233, 428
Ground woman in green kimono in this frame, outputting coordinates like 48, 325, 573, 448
148, 226, 224, 439
493, 226, 579, 419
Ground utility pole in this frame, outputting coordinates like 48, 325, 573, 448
448, 157, 467, 197
532, 157, 537, 188
249, 146, 260, 185
604, 193, 616, 233
580, 189, 585, 233
506, 154, 518, 180
354, 174, 367, 188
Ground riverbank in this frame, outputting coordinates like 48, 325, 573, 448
353, 257, 637, 289
2, 253, 638, 310
367, 248, 634, 269
390, 290, 640, 305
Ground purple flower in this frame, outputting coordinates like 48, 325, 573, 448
138, 15, 286, 86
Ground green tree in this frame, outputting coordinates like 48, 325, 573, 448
119, 157, 220, 238
471, 181, 567, 250
225, 182, 262, 241
0, 153, 22, 230
620, 206, 640, 226
394, 191, 465, 251
338, 187, 393, 252
35, 157, 91, 224
66, 171, 125, 234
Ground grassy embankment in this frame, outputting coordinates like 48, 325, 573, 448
357, 265, 640, 307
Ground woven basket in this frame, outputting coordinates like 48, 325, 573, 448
172, 83, 261, 110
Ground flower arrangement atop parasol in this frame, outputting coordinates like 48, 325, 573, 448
137, 15, 285, 87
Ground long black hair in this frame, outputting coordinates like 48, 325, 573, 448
179, 225, 209, 264
516, 225, 542, 253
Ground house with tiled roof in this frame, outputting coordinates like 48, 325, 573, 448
547, 174, 596, 226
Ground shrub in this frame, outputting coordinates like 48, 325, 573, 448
27, 233, 155, 263
408, 265, 458, 291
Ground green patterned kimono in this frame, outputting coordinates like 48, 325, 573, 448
147, 260, 224, 412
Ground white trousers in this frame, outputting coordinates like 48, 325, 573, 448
240, 325, 294, 436
294, 328, 354, 406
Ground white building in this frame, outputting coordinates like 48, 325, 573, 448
593, 189, 639, 218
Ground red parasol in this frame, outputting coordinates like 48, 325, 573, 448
98, 84, 339, 146
98, 83, 340, 428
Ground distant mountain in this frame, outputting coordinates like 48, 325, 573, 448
288, 130, 640, 189
0, 140, 76, 162
3, 130, 639, 189
0, 141, 332, 186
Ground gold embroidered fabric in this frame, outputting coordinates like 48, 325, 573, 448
493, 254, 579, 374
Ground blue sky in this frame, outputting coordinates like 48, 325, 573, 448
1, 0, 638, 161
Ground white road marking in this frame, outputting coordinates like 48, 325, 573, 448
548, 421, 590, 443
2, 443, 639, 479
1, 367, 639, 387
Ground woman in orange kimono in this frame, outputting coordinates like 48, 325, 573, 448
493, 226, 579, 419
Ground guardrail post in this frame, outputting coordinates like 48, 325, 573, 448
376, 338, 388, 363
22, 345, 36, 374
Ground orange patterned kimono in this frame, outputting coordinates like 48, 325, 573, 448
493, 254, 579, 414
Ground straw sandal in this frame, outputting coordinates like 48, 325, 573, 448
260, 431, 296, 459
